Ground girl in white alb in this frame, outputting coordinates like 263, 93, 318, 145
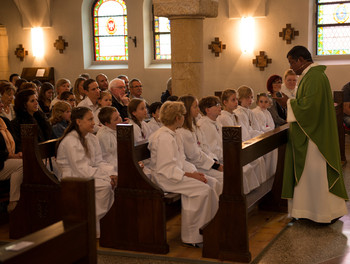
147, 102, 163, 136
56, 107, 117, 238
127, 98, 151, 143
252, 93, 278, 178
216, 89, 260, 194
148, 101, 220, 247
177, 95, 223, 187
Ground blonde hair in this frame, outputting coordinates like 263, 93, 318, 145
237, 85, 253, 101
55, 78, 71, 94
159, 101, 186, 126
50, 101, 71, 125
284, 69, 297, 80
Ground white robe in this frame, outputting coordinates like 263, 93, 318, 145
148, 126, 220, 243
56, 130, 115, 237
147, 117, 162, 136
176, 127, 223, 186
216, 110, 260, 194
287, 79, 347, 222
129, 119, 151, 143
252, 106, 278, 178
196, 116, 223, 162
233, 106, 267, 183
96, 126, 118, 172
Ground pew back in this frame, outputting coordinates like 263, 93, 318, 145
9, 124, 61, 239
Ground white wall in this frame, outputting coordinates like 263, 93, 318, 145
0, 0, 349, 103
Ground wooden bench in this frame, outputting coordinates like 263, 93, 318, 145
100, 124, 181, 254
0, 178, 96, 264
201, 124, 289, 262
9, 124, 61, 239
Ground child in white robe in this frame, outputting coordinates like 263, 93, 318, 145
127, 98, 151, 143
177, 95, 223, 187
56, 107, 117, 238
148, 102, 162, 136
216, 89, 260, 194
96, 106, 122, 172
148, 101, 220, 247
251, 92, 278, 179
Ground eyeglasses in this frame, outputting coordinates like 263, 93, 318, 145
131, 85, 143, 88
211, 103, 221, 108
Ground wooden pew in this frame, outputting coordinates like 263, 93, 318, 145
201, 124, 289, 262
0, 178, 96, 264
9, 124, 61, 239
334, 91, 346, 164
100, 124, 180, 254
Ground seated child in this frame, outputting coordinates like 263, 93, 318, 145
147, 101, 162, 135
60, 91, 76, 108
50, 101, 71, 138
252, 93, 277, 178
56, 107, 117, 238
177, 95, 223, 186
216, 89, 260, 193
127, 98, 151, 143
95, 91, 113, 127
148, 101, 220, 247
96, 106, 122, 172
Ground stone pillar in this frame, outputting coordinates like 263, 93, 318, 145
153, 0, 218, 98
0, 25, 9, 81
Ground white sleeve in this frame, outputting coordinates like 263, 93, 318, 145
287, 99, 297, 122
97, 131, 118, 170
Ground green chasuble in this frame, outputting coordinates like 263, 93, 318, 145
282, 65, 348, 200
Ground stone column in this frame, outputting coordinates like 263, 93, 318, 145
0, 25, 9, 81
153, 0, 218, 98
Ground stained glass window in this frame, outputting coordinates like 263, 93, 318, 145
316, 0, 350, 55
93, 0, 128, 61
153, 12, 171, 60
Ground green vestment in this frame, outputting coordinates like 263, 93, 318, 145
282, 65, 348, 200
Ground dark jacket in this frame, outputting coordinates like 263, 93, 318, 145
112, 95, 129, 121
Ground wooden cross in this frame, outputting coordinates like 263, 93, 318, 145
14, 44, 28, 61
279, 24, 299, 44
208, 37, 226, 57
252, 51, 272, 71
54, 36, 68, 53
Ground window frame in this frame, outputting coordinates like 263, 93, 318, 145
151, 5, 171, 61
92, 0, 129, 62
315, 0, 350, 56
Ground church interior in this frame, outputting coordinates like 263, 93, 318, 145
0, 0, 350, 263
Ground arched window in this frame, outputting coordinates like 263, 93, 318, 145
92, 0, 128, 61
316, 0, 350, 55
152, 7, 171, 60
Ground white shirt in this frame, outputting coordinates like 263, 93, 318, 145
56, 130, 117, 187
234, 105, 262, 138
96, 126, 118, 172
217, 110, 251, 141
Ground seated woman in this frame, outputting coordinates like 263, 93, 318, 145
0, 98, 23, 212
38, 82, 54, 118
0, 81, 16, 121
56, 107, 117, 238
266, 75, 287, 127
11, 89, 52, 152
148, 101, 220, 247
281, 69, 298, 99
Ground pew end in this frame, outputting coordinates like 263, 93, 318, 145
201, 125, 289, 262
0, 178, 96, 264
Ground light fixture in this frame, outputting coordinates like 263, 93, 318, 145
31, 27, 44, 57
239, 17, 255, 54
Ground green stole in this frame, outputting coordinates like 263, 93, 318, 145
282, 65, 348, 200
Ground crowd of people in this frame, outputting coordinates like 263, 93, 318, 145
0, 46, 348, 247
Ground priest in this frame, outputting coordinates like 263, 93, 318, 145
282, 45, 348, 223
